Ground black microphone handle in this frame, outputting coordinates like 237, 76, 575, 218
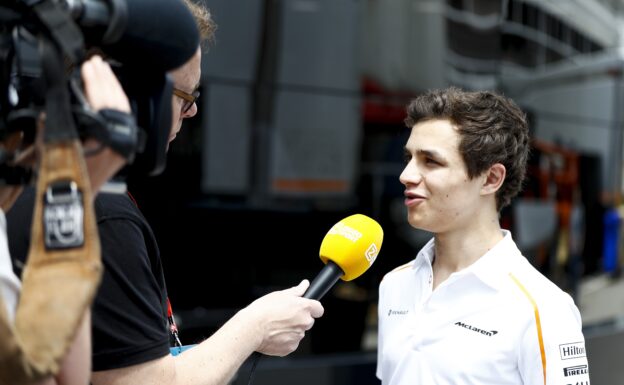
303, 260, 344, 300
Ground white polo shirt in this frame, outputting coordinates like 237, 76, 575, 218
0, 209, 21, 321
377, 230, 590, 385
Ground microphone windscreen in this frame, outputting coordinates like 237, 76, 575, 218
101, 0, 199, 72
319, 214, 383, 281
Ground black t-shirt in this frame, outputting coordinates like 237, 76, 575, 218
7, 187, 171, 371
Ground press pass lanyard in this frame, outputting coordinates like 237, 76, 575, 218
167, 298, 182, 347
167, 299, 197, 356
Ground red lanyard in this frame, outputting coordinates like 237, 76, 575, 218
167, 298, 182, 347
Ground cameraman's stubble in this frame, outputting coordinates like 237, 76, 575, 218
168, 47, 202, 148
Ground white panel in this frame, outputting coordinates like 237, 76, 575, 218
507, 62, 623, 193
523, 78, 615, 121
360, 0, 447, 92
202, 84, 251, 194
278, 0, 360, 91
200, 0, 263, 82
269, 90, 362, 197
523, 0, 619, 47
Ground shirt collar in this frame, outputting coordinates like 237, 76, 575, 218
412, 237, 436, 273
462, 229, 521, 290
411, 230, 521, 290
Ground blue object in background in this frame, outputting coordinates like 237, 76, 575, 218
602, 207, 621, 273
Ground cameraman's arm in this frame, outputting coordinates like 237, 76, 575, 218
52, 312, 91, 385
81, 55, 130, 193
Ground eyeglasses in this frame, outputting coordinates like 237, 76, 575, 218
173, 88, 200, 113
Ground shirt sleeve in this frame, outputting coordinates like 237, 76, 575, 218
518, 294, 590, 385
0, 210, 21, 322
91, 216, 170, 371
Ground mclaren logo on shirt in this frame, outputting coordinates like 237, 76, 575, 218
454, 321, 498, 337
559, 342, 586, 360
563, 365, 588, 377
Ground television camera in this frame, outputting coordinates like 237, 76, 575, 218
0, 0, 200, 184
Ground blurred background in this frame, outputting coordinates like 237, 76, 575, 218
127, 0, 624, 383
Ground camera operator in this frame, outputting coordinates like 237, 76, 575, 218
0, 54, 132, 385
9, 1, 324, 385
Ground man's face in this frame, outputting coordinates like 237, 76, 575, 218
399, 119, 487, 234
169, 47, 202, 145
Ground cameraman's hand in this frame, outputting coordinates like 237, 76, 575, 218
80, 55, 130, 193
81, 55, 130, 113
240, 279, 324, 356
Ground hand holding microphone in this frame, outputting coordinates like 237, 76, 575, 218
245, 279, 322, 357
242, 214, 382, 358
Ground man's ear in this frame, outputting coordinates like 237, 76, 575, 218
481, 163, 506, 196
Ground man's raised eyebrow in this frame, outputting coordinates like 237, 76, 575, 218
404, 147, 442, 157
416, 149, 443, 159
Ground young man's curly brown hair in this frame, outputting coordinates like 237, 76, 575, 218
404, 87, 530, 211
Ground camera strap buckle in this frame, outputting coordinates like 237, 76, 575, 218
43, 180, 84, 250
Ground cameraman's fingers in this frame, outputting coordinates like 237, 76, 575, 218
81, 55, 131, 113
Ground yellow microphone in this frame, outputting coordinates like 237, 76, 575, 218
303, 214, 383, 300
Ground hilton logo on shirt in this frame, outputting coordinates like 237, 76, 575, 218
559, 342, 586, 360
563, 365, 588, 377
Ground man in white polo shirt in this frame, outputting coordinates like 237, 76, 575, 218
377, 87, 590, 385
